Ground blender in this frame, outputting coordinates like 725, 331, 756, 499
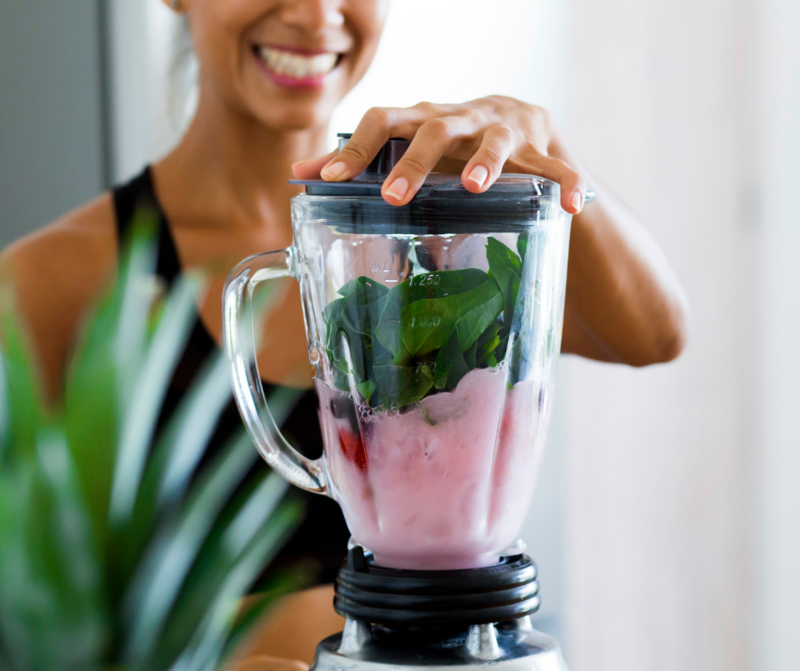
223, 134, 592, 670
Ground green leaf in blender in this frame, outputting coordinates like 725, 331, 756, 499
375, 268, 491, 363
486, 236, 522, 330
356, 380, 377, 404
322, 236, 527, 409
517, 232, 528, 262
475, 322, 503, 366
455, 289, 504, 352
433, 329, 470, 391
370, 362, 435, 409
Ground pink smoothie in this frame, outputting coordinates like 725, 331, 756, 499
316, 367, 553, 570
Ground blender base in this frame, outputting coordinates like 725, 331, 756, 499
310, 618, 568, 671
311, 548, 568, 671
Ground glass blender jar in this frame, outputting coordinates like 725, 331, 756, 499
223, 135, 586, 573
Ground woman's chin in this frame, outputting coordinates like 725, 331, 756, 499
252, 104, 335, 133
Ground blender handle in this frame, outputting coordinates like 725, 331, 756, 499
223, 248, 328, 495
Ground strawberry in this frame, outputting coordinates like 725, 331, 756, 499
339, 429, 368, 471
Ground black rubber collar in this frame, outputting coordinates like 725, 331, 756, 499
334, 547, 540, 628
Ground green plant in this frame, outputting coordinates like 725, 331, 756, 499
0, 217, 303, 671
324, 236, 526, 408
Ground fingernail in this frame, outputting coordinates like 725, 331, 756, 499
385, 176, 409, 201
467, 165, 489, 188
570, 191, 583, 212
321, 161, 348, 180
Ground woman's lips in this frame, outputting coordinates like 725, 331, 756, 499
254, 45, 341, 89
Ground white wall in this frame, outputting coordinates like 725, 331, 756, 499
755, 2, 800, 670
107, 0, 185, 183
560, 0, 798, 670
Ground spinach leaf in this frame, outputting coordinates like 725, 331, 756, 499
433, 330, 470, 391
337, 276, 389, 302
356, 380, 377, 404
476, 322, 502, 366
486, 237, 522, 330
375, 269, 491, 363
517, 233, 528, 263
398, 277, 501, 357
455, 289, 504, 352
322, 238, 526, 410
370, 363, 435, 409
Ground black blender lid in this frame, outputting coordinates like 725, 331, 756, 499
289, 133, 592, 232
290, 133, 558, 200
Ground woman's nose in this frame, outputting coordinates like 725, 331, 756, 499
278, 0, 345, 32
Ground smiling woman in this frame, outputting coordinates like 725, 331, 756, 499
0, 0, 688, 669
256, 47, 340, 86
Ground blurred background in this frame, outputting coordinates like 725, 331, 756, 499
1, 1, 798, 670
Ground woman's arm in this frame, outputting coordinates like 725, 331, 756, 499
552, 139, 688, 365
293, 97, 688, 366
0, 195, 118, 402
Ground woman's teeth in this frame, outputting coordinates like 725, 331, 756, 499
257, 47, 338, 79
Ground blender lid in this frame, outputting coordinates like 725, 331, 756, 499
290, 133, 561, 200
290, 133, 594, 230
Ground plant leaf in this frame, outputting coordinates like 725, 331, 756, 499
486, 236, 522, 329
0, 435, 105, 671
62, 275, 125, 550
109, 273, 203, 526
455, 290, 504, 352
140, 480, 301, 671
0, 305, 48, 463
398, 277, 501, 358
370, 362, 435, 409
374, 269, 489, 360
167, 502, 302, 671
121, 432, 259, 664
433, 329, 470, 391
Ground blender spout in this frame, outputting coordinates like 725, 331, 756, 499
465, 624, 503, 661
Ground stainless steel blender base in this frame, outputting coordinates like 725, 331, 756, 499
310, 617, 569, 671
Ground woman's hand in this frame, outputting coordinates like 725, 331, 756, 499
292, 96, 587, 214
294, 97, 688, 366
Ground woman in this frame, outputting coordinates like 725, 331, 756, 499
0, 0, 688, 667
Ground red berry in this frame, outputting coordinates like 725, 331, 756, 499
339, 429, 368, 471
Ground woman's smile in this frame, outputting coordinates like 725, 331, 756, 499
253, 44, 343, 89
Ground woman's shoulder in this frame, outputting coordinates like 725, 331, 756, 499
3, 192, 117, 268
0, 192, 119, 398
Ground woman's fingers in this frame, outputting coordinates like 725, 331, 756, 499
303, 98, 585, 214
460, 124, 517, 193
319, 106, 423, 182
292, 150, 337, 180
318, 104, 447, 186
520, 153, 587, 214
381, 116, 476, 205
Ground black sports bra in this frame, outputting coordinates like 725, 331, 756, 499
112, 166, 350, 586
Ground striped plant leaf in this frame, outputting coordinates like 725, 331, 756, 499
0, 219, 305, 671
0, 434, 105, 671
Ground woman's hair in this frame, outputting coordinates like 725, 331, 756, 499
168, 16, 199, 136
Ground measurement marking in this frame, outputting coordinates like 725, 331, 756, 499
385, 279, 399, 283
